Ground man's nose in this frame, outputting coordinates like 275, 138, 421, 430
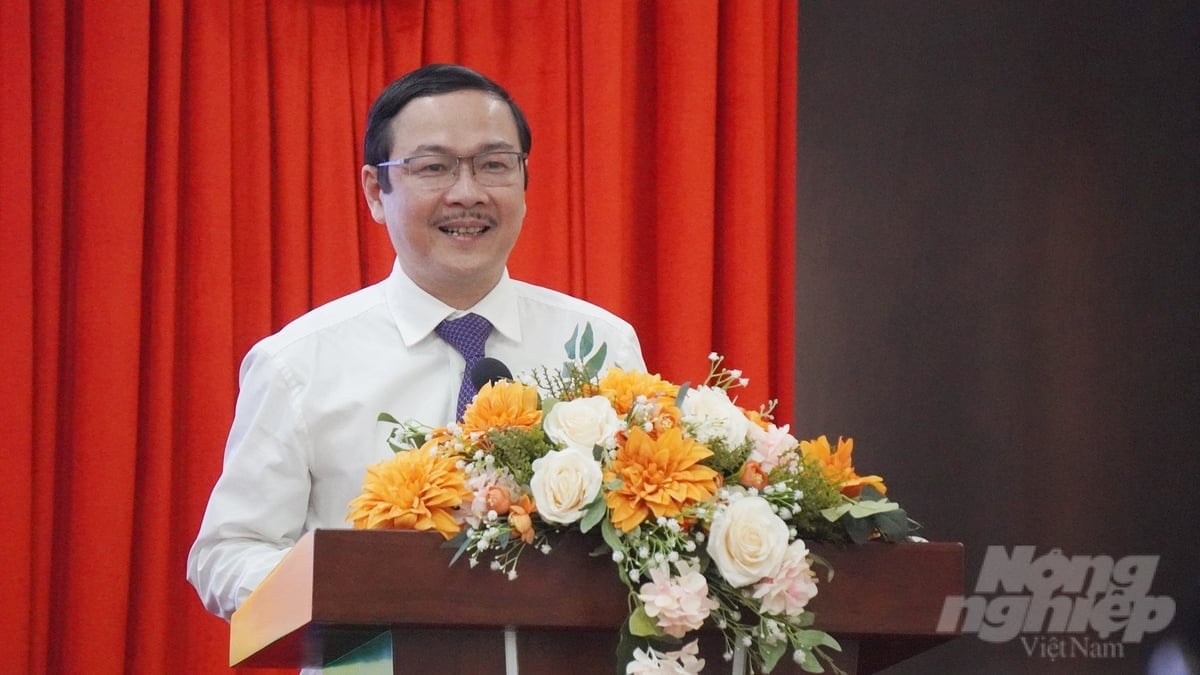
442, 161, 488, 203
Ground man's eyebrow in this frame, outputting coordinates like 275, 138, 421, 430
408, 141, 518, 155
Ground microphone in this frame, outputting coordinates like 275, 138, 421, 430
470, 357, 512, 390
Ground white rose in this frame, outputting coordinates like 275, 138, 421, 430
530, 448, 603, 525
542, 396, 622, 452
680, 386, 751, 449
706, 495, 789, 587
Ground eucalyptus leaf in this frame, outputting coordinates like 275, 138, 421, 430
758, 639, 786, 672
842, 515, 873, 544
799, 653, 825, 674
873, 508, 911, 541
564, 324, 580, 360
446, 531, 470, 566
820, 504, 854, 522
674, 382, 691, 409
857, 484, 885, 501
580, 495, 607, 533
601, 518, 626, 559
847, 499, 900, 519
580, 322, 595, 359
583, 343, 608, 379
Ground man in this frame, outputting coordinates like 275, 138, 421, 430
187, 64, 645, 620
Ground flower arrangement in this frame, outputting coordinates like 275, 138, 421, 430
348, 325, 915, 674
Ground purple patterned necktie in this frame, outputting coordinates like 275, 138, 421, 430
434, 313, 494, 421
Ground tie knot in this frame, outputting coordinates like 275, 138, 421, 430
435, 313, 493, 360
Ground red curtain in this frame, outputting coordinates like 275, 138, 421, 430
0, 1, 797, 672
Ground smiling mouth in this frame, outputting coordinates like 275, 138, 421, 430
439, 223, 490, 236
435, 211, 496, 237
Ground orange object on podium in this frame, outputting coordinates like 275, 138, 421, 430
230, 529, 962, 674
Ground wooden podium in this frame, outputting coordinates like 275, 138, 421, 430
230, 529, 962, 674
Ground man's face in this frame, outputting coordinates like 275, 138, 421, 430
362, 89, 526, 308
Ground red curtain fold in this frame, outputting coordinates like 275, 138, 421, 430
0, 1, 797, 672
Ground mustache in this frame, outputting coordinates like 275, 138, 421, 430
433, 210, 498, 228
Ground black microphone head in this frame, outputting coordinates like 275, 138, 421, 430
470, 357, 513, 390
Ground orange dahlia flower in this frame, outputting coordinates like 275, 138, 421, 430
347, 450, 471, 539
460, 380, 542, 434
604, 427, 720, 532
799, 435, 887, 497
598, 368, 680, 416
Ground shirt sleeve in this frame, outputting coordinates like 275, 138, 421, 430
186, 344, 313, 619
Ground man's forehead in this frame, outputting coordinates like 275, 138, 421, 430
389, 91, 518, 145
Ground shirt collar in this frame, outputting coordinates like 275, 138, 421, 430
385, 259, 522, 346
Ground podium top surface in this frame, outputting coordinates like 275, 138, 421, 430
230, 529, 963, 669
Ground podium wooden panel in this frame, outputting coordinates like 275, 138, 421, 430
230, 529, 962, 674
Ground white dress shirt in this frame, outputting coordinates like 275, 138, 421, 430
187, 259, 645, 620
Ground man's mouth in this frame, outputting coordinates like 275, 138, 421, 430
435, 212, 496, 237
439, 224, 490, 236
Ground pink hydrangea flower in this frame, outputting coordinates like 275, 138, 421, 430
751, 540, 819, 616
748, 422, 799, 472
637, 561, 719, 638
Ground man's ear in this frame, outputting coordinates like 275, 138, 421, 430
361, 165, 387, 224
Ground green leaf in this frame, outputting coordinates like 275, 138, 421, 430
583, 342, 608, 379
872, 508, 911, 541
580, 322, 595, 359
445, 531, 471, 566
674, 382, 691, 409
377, 412, 400, 424
822, 498, 899, 522
792, 629, 831, 649
842, 515, 873, 543
628, 605, 660, 637
564, 324, 580, 360
579, 494, 607, 533
820, 504, 854, 522
759, 639, 786, 672
799, 652, 825, 674
601, 517, 625, 555
847, 499, 900, 518
857, 484, 885, 501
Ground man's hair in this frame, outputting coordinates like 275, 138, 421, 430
364, 63, 532, 192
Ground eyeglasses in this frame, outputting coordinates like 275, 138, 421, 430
377, 151, 527, 189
